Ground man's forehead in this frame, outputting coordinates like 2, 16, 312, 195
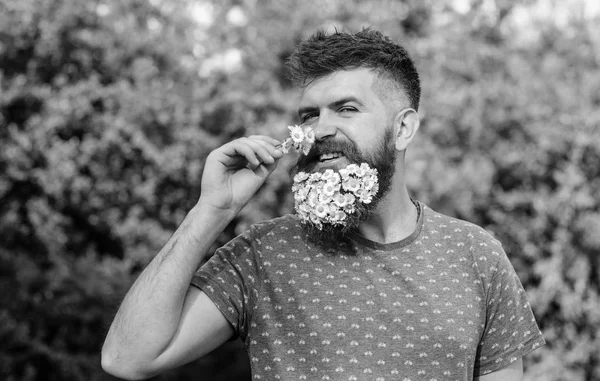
298, 69, 377, 107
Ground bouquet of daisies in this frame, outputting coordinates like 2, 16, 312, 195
292, 164, 379, 230
281, 125, 380, 230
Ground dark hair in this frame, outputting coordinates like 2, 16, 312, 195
286, 28, 421, 110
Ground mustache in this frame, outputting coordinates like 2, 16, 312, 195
289, 139, 362, 176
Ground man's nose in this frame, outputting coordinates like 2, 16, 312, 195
313, 114, 337, 141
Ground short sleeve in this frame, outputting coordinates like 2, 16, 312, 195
474, 245, 545, 375
191, 227, 262, 340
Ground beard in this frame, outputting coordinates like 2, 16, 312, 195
289, 127, 397, 248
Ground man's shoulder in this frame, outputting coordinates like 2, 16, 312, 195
420, 202, 502, 247
245, 214, 304, 240
419, 202, 510, 277
218, 214, 306, 256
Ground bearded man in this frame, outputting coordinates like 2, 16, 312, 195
102, 29, 545, 381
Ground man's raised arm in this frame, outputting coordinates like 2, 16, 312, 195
101, 136, 283, 380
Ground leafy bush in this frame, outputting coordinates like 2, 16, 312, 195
1, 0, 598, 380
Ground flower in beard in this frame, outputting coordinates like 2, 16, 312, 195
345, 164, 359, 176
320, 169, 334, 182
291, 163, 379, 230
362, 176, 377, 191
333, 192, 348, 207
323, 181, 340, 196
344, 193, 356, 205
356, 189, 374, 204
332, 210, 347, 221
318, 191, 334, 204
306, 187, 319, 208
328, 171, 341, 185
293, 184, 309, 202
342, 177, 361, 193
293, 171, 310, 183
314, 203, 329, 218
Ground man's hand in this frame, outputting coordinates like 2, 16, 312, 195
199, 135, 283, 213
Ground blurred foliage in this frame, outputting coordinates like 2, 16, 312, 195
0, 0, 598, 380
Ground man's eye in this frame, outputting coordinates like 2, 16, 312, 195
339, 106, 357, 113
301, 113, 317, 123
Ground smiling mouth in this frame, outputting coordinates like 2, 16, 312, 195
318, 152, 344, 162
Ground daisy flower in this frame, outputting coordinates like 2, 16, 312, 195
289, 125, 305, 143
280, 125, 315, 155
294, 172, 310, 183
322, 182, 339, 196
342, 177, 361, 193
320, 169, 334, 181
333, 193, 348, 207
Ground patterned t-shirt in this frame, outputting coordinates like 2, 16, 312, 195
191, 201, 545, 380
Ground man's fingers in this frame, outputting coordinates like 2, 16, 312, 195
221, 141, 260, 168
248, 135, 281, 146
242, 138, 276, 165
247, 135, 283, 158
220, 136, 282, 170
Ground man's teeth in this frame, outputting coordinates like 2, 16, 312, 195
319, 152, 343, 162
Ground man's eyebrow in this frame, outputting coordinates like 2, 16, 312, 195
330, 96, 365, 109
297, 96, 365, 117
297, 105, 318, 118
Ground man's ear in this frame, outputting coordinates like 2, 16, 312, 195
394, 108, 420, 151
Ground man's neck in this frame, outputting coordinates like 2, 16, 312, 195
355, 188, 418, 244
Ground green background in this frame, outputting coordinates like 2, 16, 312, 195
1, 0, 599, 380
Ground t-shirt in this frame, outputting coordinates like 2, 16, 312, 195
191, 201, 545, 380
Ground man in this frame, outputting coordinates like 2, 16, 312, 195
102, 29, 545, 380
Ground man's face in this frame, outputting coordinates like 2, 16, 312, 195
290, 69, 399, 243
295, 68, 395, 173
